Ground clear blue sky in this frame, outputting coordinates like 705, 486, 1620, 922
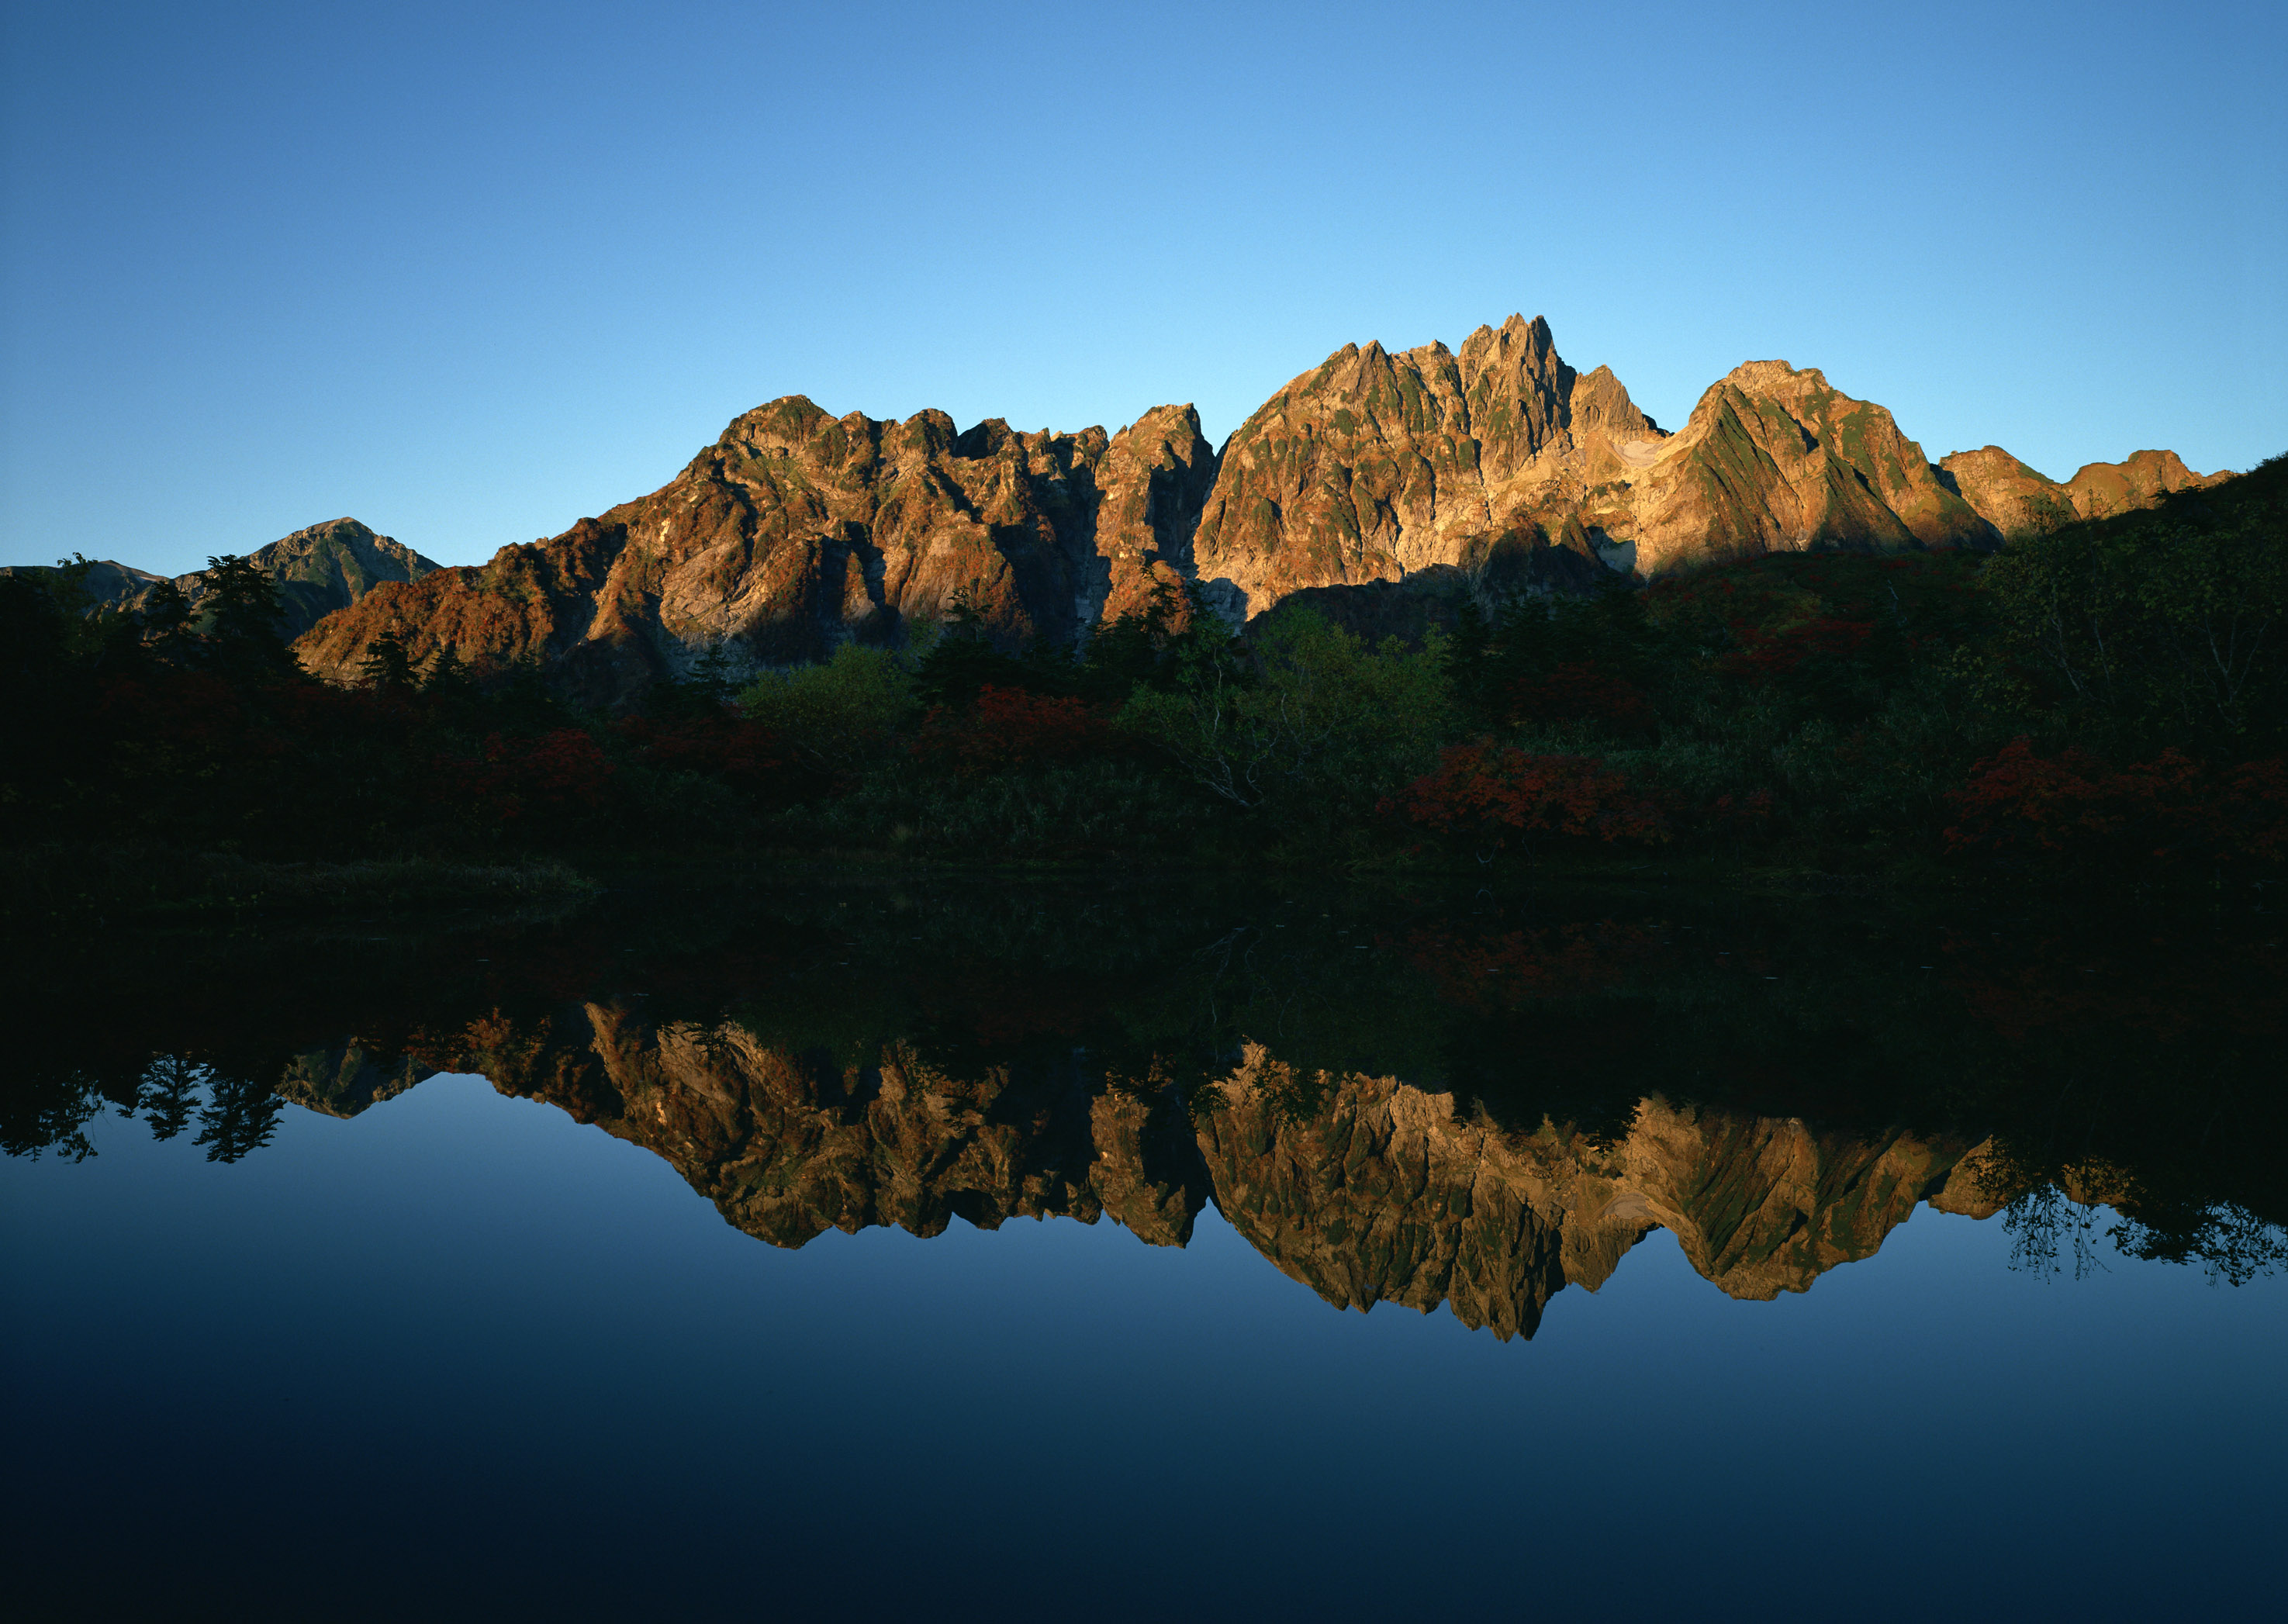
5, 0, 2283, 578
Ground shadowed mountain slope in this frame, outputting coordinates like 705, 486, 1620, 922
4, 519, 436, 639
0, 558, 168, 610
156, 518, 441, 640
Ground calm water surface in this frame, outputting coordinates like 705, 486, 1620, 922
4, 879, 2283, 1619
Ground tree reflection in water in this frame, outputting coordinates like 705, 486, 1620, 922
7, 877, 2282, 1327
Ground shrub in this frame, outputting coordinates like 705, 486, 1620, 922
739, 643, 916, 765
1118, 610, 1450, 821
1391, 741, 1666, 848
432, 728, 614, 833
912, 685, 1107, 776
1945, 737, 2288, 866
616, 714, 794, 800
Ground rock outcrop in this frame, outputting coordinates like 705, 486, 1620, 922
1198, 1050, 1980, 1336
1616, 360, 1999, 571
1941, 445, 2228, 535
434, 1003, 1208, 1248
293, 402, 1218, 706
2062, 448, 2228, 518
273, 1040, 436, 1118
1938, 446, 2085, 536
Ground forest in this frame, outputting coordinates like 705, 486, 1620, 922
4, 453, 2283, 914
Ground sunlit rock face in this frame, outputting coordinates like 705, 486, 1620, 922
1939, 444, 2228, 535
2060, 448, 2228, 518
1189, 314, 1633, 621
406, 1007, 1989, 1339
1938, 446, 2086, 537
293, 401, 1218, 708
1192, 1049, 1591, 1341
279, 318, 2226, 696
1614, 361, 1999, 572
1190, 318, 2007, 619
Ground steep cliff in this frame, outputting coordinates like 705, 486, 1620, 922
293, 401, 1218, 706
1190, 319, 2003, 620
437, 1002, 1208, 1249
267, 316, 2232, 700
1189, 314, 1644, 621
1619, 360, 1999, 570
1196, 1052, 1981, 1335
1938, 446, 2085, 536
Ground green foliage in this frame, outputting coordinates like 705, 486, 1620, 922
196, 553, 295, 682
1982, 454, 2287, 752
138, 578, 192, 650
1118, 608, 1452, 828
643, 644, 740, 719
739, 641, 918, 765
771, 755, 1212, 859
358, 633, 416, 691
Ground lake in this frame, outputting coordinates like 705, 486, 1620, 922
5, 876, 2283, 1619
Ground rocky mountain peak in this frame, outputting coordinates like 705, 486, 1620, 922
1938, 444, 2230, 534
1569, 365, 1658, 437
263, 314, 2230, 706
297, 390, 1222, 700
86, 517, 441, 641
2064, 447, 2228, 518
1712, 358, 1826, 399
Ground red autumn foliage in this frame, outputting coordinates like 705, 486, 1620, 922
912, 684, 1106, 776
433, 728, 614, 827
616, 715, 790, 797
1389, 741, 1667, 845
1945, 738, 2288, 865
1717, 615, 1873, 679
1505, 662, 1657, 734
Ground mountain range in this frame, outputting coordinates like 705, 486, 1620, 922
16, 316, 2229, 706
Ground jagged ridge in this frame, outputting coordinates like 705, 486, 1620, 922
19, 316, 2226, 709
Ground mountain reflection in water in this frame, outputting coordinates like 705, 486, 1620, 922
12, 878, 2283, 1332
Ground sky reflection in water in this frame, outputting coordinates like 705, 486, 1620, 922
4, 883, 2284, 1619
